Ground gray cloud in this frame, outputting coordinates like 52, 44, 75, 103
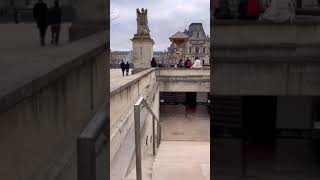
111, 0, 210, 51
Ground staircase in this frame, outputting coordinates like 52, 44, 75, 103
151, 141, 210, 180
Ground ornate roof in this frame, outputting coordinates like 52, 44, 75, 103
184, 23, 207, 38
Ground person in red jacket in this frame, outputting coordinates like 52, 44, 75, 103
184, 57, 193, 68
246, 0, 262, 19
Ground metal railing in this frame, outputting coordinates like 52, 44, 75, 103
134, 96, 161, 180
77, 104, 107, 180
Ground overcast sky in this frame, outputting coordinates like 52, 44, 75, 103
110, 0, 210, 51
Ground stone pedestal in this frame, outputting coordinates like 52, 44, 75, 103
131, 34, 154, 74
69, 0, 107, 41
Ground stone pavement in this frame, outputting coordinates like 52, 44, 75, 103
0, 23, 70, 98
152, 141, 210, 180
0, 23, 70, 53
110, 68, 155, 93
0, 23, 106, 103
150, 104, 210, 180
160, 104, 210, 141
110, 69, 133, 91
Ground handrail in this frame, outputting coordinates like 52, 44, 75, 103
77, 104, 107, 180
134, 96, 162, 180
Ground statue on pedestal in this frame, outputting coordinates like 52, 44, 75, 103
136, 8, 150, 35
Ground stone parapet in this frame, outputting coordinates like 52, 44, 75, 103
213, 20, 320, 47
156, 68, 210, 92
0, 32, 107, 180
110, 69, 159, 179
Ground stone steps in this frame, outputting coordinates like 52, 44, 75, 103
151, 141, 210, 180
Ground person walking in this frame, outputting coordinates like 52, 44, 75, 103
33, 0, 48, 46
125, 62, 130, 76
48, 0, 61, 45
120, 60, 125, 76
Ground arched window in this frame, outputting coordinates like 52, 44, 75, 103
203, 47, 206, 53
196, 32, 199, 38
195, 47, 199, 54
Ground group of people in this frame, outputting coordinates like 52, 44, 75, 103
33, 0, 61, 46
214, 0, 295, 22
177, 57, 203, 68
120, 60, 130, 76
214, 0, 262, 19
151, 57, 204, 69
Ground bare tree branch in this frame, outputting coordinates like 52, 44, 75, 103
111, 8, 120, 22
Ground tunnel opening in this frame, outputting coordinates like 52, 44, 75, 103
159, 92, 210, 141
243, 96, 277, 144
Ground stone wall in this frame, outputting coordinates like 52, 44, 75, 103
110, 69, 160, 180
0, 36, 107, 180
157, 68, 210, 92
110, 69, 158, 162
213, 20, 320, 95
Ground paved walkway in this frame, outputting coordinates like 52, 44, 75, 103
152, 141, 210, 180
151, 104, 210, 180
160, 105, 210, 141
110, 69, 133, 91
110, 69, 155, 93
0, 23, 106, 100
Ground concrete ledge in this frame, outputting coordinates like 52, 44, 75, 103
69, 23, 107, 41
110, 68, 158, 162
110, 68, 156, 96
213, 22, 320, 46
214, 19, 320, 25
156, 76, 210, 82
0, 32, 107, 114
214, 57, 320, 63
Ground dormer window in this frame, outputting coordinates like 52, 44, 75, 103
196, 32, 200, 38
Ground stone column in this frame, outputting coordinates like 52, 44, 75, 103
69, 0, 107, 41
131, 34, 154, 74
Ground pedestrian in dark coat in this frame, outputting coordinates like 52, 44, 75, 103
125, 62, 130, 76
120, 60, 125, 76
33, 0, 48, 46
48, 0, 61, 45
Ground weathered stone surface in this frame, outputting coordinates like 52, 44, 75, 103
131, 8, 154, 73
0, 31, 107, 180
157, 68, 210, 92
69, 0, 107, 41
110, 69, 159, 180
213, 21, 320, 95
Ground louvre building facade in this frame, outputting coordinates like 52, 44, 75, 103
168, 23, 210, 65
